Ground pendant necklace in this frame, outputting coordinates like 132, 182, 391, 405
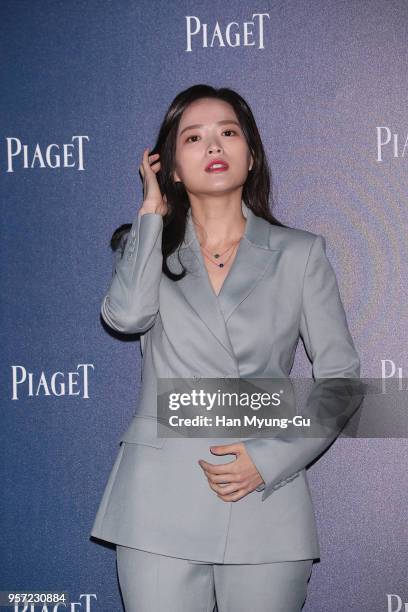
200, 240, 240, 268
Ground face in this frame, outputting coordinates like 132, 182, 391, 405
173, 97, 253, 199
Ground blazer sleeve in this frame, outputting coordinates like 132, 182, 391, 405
100, 210, 163, 333
243, 234, 362, 502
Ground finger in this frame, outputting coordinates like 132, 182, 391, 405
201, 467, 237, 484
140, 149, 155, 180
150, 161, 161, 174
139, 149, 149, 176
210, 481, 242, 496
199, 459, 236, 474
142, 148, 153, 170
217, 488, 246, 502
206, 479, 245, 499
143, 148, 152, 169
211, 443, 241, 453
200, 465, 238, 482
144, 149, 160, 162
207, 473, 239, 485
148, 154, 160, 168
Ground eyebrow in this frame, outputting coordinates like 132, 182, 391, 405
178, 119, 241, 137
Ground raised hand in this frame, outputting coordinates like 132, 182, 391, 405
139, 147, 168, 216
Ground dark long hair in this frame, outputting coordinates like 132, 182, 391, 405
111, 84, 287, 281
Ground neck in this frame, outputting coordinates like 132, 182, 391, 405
190, 198, 246, 249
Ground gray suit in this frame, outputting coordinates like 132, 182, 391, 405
90, 200, 360, 564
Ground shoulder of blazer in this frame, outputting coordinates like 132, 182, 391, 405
263, 218, 320, 255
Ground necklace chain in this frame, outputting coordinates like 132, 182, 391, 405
191, 214, 243, 268
199, 240, 240, 268
200, 240, 237, 258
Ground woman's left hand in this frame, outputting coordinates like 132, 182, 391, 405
198, 443, 265, 502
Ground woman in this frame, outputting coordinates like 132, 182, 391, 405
90, 84, 361, 611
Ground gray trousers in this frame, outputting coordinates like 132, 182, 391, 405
116, 545, 314, 612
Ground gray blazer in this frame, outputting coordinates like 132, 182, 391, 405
90, 200, 361, 563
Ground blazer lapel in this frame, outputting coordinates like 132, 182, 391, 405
169, 200, 280, 361
174, 246, 236, 361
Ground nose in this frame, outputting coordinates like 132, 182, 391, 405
207, 140, 223, 155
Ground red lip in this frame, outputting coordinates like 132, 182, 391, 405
205, 159, 229, 172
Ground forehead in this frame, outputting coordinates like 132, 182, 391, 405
178, 98, 238, 129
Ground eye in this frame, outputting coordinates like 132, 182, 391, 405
186, 135, 200, 143
186, 129, 238, 143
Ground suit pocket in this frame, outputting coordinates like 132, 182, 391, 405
119, 415, 166, 448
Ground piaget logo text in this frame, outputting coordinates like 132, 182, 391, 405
185, 13, 270, 52
11, 364, 95, 400
4, 135, 89, 172
376, 127, 408, 161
